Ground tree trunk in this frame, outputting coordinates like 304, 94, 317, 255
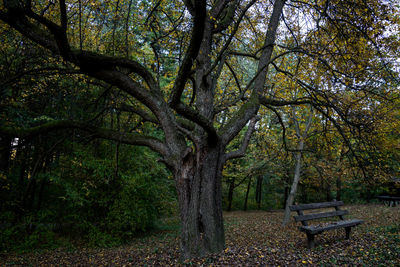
227, 178, 235, 212
0, 135, 12, 174
326, 182, 332, 201
336, 176, 342, 200
243, 177, 252, 211
283, 178, 289, 209
255, 176, 263, 210
282, 107, 313, 225
282, 140, 304, 225
175, 145, 225, 260
36, 154, 52, 211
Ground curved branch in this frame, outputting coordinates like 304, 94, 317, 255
0, 8, 160, 93
175, 103, 218, 144
219, 0, 286, 146
224, 115, 259, 162
212, 0, 238, 33
117, 104, 159, 124
263, 105, 289, 153
169, 0, 206, 107
72, 50, 160, 92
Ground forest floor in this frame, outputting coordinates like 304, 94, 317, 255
1, 204, 399, 266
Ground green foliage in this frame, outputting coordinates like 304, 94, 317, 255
106, 173, 174, 239
0, 138, 177, 252
0, 211, 69, 253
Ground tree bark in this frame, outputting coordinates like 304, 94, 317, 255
256, 175, 263, 209
282, 140, 304, 225
283, 174, 290, 209
175, 145, 225, 259
282, 107, 313, 225
336, 176, 342, 201
227, 178, 235, 211
0, 135, 12, 174
243, 177, 252, 211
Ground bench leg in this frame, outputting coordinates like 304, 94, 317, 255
345, 227, 351, 239
306, 233, 315, 248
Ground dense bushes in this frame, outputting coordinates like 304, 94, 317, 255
0, 140, 177, 252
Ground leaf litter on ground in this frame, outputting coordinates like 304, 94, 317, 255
1, 204, 399, 266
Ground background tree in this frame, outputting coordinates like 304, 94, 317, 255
282, 105, 313, 225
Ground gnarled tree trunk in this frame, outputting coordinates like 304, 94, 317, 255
175, 145, 225, 259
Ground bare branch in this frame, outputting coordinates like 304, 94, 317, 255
263, 105, 289, 153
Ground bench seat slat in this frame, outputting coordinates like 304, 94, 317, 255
377, 196, 400, 201
299, 219, 363, 235
294, 210, 348, 222
289, 201, 344, 211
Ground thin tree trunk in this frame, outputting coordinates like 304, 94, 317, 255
0, 135, 11, 174
36, 155, 52, 211
283, 186, 289, 209
256, 176, 263, 209
227, 178, 235, 211
326, 182, 332, 201
282, 140, 304, 225
282, 107, 313, 225
336, 176, 342, 200
243, 177, 252, 211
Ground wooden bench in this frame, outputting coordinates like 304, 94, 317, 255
289, 200, 363, 248
376, 195, 400, 207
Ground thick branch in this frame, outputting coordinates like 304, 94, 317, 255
0, 8, 160, 92
259, 96, 312, 107
0, 10, 59, 53
219, 0, 286, 145
169, 0, 206, 107
224, 116, 259, 161
205, 0, 257, 76
117, 104, 159, 124
212, 0, 238, 33
175, 103, 218, 143
72, 50, 160, 92
118, 103, 195, 131
251, 0, 286, 96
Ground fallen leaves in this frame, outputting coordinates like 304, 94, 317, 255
1, 204, 399, 266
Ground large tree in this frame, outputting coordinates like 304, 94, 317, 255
0, 0, 398, 259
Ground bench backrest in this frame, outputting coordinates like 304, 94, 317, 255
289, 201, 348, 226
